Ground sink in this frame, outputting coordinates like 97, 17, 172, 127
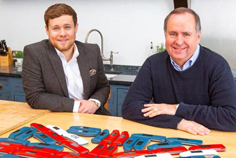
105, 74, 118, 79
104, 70, 122, 74
104, 70, 122, 79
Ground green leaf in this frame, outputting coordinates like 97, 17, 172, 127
156, 43, 165, 53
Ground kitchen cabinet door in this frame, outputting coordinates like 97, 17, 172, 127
108, 84, 130, 117
10, 77, 26, 102
0, 77, 11, 100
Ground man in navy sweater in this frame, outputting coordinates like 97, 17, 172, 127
122, 7, 236, 135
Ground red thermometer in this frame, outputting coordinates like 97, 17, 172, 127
189, 144, 226, 152
113, 131, 129, 146
102, 130, 120, 144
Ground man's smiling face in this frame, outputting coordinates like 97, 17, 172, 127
46, 15, 78, 55
165, 12, 201, 67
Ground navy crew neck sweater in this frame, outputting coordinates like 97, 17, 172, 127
122, 46, 236, 131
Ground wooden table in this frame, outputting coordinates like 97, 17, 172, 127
0, 100, 49, 135
1, 112, 235, 157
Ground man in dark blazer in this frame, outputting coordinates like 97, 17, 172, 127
22, 3, 110, 115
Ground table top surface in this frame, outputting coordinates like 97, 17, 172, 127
1, 111, 235, 158
0, 100, 49, 135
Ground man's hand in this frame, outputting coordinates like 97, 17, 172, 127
141, 103, 178, 117
177, 119, 211, 136
78, 100, 98, 114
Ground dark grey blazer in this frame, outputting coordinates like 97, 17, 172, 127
22, 40, 110, 115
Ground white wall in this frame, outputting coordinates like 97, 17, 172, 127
191, 0, 236, 69
0, 0, 172, 66
0, 0, 236, 68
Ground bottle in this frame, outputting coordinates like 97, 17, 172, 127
149, 42, 154, 56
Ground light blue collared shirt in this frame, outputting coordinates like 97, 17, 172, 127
170, 44, 200, 71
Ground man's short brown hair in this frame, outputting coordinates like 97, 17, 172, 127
44, 3, 77, 27
164, 7, 201, 34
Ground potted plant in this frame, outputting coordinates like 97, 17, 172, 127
156, 43, 166, 53
13, 51, 23, 67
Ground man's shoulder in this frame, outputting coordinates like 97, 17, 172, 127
199, 46, 231, 73
200, 46, 227, 63
75, 41, 100, 56
141, 51, 169, 71
147, 51, 169, 64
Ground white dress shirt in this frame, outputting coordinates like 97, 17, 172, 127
55, 44, 100, 112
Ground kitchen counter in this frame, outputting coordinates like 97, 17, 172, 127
104, 64, 140, 85
0, 65, 140, 86
107, 74, 136, 86
0, 65, 22, 78
104, 64, 140, 75
2, 65, 236, 86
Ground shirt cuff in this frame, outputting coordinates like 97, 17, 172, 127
176, 104, 180, 110
89, 98, 101, 108
73, 100, 80, 113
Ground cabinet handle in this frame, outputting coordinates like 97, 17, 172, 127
0, 84, 2, 88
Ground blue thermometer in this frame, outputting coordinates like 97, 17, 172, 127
132, 134, 166, 142
33, 132, 56, 144
123, 135, 140, 151
0, 153, 19, 158
15, 128, 36, 140
91, 129, 109, 144
27, 142, 64, 151
8, 127, 31, 139
131, 133, 166, 151
166, 137, 203, 145
69, 126, 101, 132
147, 141, 183, 150
0, 138, 29, 146
133, 137, 151, 151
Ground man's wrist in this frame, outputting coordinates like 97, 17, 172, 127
92, 100, 99, 107
89, 99, 101, 109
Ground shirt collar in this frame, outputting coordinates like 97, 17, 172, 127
170, 44, 200, 71
55, 43, 79, 62
72, 44, 79, 59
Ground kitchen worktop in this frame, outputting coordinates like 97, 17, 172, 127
103, 64, 139, 85
0, 64, 140, 86
0, 65, 22, 77
2, 64, 236, 86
